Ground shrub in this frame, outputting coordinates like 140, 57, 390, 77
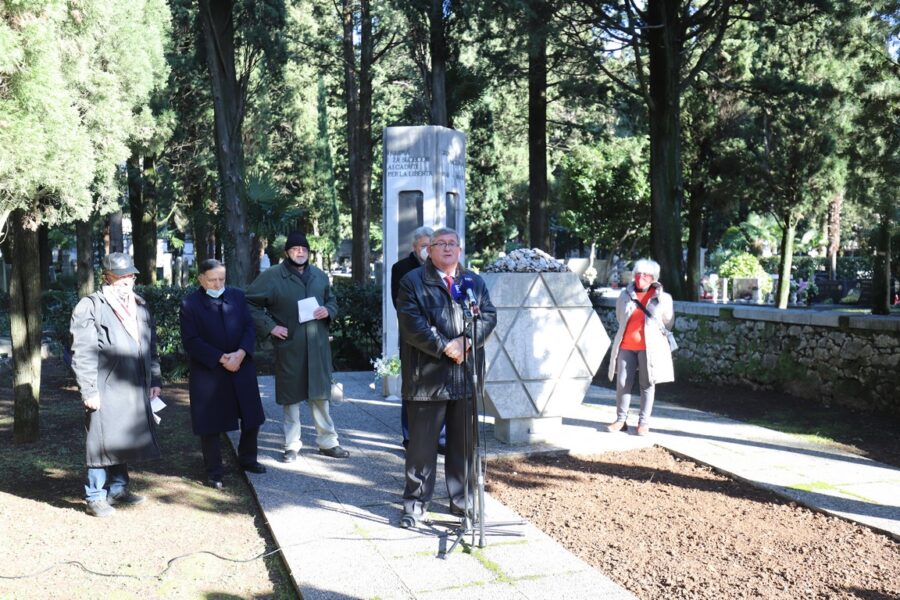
718, 252, 773, 296
836, 256, 873, 280
134, 285, 194, 359
42, 289, 79, 352
331, 281, 382, 370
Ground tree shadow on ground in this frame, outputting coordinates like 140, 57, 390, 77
591, 377, 900, 468
487, 451, 793, 509
0, 362, 257, 517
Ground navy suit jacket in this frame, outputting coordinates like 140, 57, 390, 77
179, 287, 265, 435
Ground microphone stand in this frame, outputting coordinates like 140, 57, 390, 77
441, 294, 523, 557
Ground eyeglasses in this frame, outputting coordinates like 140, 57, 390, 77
430, 241, 459, 249
634, 272, 654, 278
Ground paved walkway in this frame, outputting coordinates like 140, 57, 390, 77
228, 373, 900, 599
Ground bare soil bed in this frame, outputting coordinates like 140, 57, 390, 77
487, 447, 900, 600
0, 363, 295, 599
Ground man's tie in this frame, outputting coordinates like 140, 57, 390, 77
444, 275, 454, 294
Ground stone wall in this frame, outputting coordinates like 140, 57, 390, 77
594, 297, 900, 414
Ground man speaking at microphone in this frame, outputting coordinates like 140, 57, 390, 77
395, 227, 497, 528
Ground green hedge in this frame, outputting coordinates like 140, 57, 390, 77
331, 280, 382, 370
757, 255, 873, 280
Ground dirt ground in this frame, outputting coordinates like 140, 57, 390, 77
3, 362, 899, 599
0, 363, 295, 600
487, 447, 900, 600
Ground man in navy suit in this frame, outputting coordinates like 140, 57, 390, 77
180, 259, 266, 489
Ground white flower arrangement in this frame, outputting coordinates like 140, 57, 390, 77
371, 354, 401, 381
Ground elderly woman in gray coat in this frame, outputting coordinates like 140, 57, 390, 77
606, 258, 674, 436
70, 253, 162, 517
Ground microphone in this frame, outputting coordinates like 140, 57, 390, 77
450, 282, 465, 304
459, 275, 480, 316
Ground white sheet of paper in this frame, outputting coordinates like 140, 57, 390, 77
150, 396, 165, 423
150, 396, 166, 413
298, 297, 320, 323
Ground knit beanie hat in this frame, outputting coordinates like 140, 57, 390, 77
284, 231, 310, 252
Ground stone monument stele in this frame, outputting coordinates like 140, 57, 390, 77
381, 126, 466, 362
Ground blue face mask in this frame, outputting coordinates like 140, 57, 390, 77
206, 287, 225, 298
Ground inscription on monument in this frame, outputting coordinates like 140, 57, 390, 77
386, 153, 432, 178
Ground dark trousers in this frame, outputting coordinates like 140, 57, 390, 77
200, 426, 260, 480
401, 397, 446, 447
403, 398, 473, 517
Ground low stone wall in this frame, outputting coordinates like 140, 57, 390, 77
594, 297, 900, 414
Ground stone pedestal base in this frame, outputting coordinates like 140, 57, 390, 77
381, 375, 400, 399
494, 416, 562, 444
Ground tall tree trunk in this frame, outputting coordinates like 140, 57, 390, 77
108, 210, 124, 253
685, 192, 704, 301
316, 76, 341, 252
871, 208, 891, 315
358, 0, 374, 281
827, 190, 842, 279
190, 187, 211, 266
429, 0, 448, 126
38, 225, 51, 289
127, 152, 144, 268
199, 0, 252, 286
775, 215, 796, 309
129, 154, 158, 285
527, 0, 550, 252
76, 217, 94, 298
343, 0, 372, 283
9, 210, 42, 443
645, 0, 686, 299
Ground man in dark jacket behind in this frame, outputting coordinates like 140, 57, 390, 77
180, 259, 266, 490
395, 227, 497, 528
390, 226, 445, 451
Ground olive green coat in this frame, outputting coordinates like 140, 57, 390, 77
245, 262, 338, 405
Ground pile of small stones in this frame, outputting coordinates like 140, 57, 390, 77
483, 248, 570, 273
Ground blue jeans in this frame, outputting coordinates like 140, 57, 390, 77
85, 464, 129, 502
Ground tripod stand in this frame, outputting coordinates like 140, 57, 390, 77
441, 301, 523, 557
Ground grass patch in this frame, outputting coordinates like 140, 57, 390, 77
788, 481, 877, 504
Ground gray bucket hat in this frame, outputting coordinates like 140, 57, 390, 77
101, 252, 140, 276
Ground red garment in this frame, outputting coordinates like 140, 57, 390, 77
620, 289, 652, 351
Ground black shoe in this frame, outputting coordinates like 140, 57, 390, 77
318, 445, 350, 459
449, 503, 472, 518
399, 510, 425, 528
207, 478, 224, 490
437, 442, 446, 456
283, 450, 298, 463
241, 462, 267, 474
107, 490, 145, 506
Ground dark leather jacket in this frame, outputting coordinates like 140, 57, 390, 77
397, 259, 497, 402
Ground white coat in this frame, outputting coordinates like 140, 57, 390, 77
607, 282, 675, 385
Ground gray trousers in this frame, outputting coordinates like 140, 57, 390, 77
615, 349, 655, 425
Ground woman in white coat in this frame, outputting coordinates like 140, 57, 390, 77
606, 259, 674, 436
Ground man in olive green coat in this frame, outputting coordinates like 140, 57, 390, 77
246, 232, 350, 461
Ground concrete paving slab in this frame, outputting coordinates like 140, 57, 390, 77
416, 582, 528, 600
513, 568, 638, 599
228, 373, 900, 599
